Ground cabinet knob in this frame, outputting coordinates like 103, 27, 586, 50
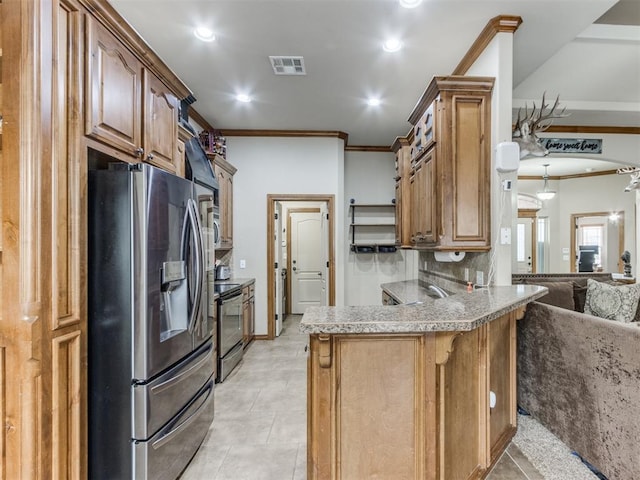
134, 147, 144, 156
147, 153, 154, 160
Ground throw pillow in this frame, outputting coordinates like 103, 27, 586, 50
584, 279, 640, 323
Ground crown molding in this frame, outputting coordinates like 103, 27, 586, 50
345, 145, 392, 153
518, 169, 618, 181
452, 15, 523, 76
220, 129, 349, 143
544, 125, 640, 135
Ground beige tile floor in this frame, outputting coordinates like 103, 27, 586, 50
180, 315, 592, 480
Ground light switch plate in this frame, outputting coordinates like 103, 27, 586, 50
500, 227, 511, 245
476, 271, 484, 286
240, 259, 246, 269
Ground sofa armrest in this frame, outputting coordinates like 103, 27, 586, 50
518, 301, 640, 480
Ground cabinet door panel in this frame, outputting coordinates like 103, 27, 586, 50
86, 17, 142, 155
489, 313, 517, 459
422, 150, 437, 244
395, 180, 402, 244
143, 70, 179, 172
451, 95, 490, 243
409, 167, 419, 244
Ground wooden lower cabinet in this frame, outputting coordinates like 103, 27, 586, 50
242, 281, 255, 348
307, 311, 517, 480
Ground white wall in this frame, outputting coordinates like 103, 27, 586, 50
344, 151, 417, 305
465, 32, 516, 285
518, 174, 635, 273
226, 136, 345, 335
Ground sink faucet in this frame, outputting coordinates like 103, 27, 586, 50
428, 285, 449, 298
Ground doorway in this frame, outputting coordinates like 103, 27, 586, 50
267, 194, 335, 339
570, 212, 625, 273
288, 208, 326, 314
516, 209, 538, 274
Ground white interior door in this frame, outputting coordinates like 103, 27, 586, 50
516, 218, 534, 273
274, 202, 283, 336
290, 210, 323, 314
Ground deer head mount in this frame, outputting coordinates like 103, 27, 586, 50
512, 93, 570, 159
617, 166, 640, 192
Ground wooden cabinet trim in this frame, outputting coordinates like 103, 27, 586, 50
52, 330, 82, 480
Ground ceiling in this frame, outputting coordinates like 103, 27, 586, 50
111, 0, 639, 175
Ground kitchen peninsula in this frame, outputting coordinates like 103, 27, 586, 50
301, 282, 546, 480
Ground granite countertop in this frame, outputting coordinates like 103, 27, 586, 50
300, 281, 547, 334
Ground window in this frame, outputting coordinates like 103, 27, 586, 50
516, 223, 526, 262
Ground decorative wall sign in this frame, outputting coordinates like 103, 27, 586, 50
541, 138, 602, 154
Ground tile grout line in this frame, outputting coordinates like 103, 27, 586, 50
507, 449, 533, 480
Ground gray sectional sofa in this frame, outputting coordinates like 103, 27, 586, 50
513, 273, 640, 480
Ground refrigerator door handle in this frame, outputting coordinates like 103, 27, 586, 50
213, 220, 220, 247
186, 199, 204, 333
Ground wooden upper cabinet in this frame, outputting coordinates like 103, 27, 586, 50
86, 16, 181, 174
143, 70, 180, 173
407, 76, 494, 251
391, 135, 412, 248
211, 155, 236, 250
86, 16, 142, 156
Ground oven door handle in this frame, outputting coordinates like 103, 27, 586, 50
186, 199, 203, 333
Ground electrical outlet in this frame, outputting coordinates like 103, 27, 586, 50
464, 268, 469, 282
476, 271, 484, 286
240, 259, 246, 269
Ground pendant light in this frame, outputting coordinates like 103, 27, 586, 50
536, 164, 556, 200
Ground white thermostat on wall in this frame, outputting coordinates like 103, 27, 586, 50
495, 142, 520, 173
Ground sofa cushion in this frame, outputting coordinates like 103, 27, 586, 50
529, 281, 576, 310
584, 279, 640, 323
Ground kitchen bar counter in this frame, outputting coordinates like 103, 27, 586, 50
304, 281, 548, 480
300, 282, 547, 334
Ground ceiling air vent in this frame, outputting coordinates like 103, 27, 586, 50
269, 56, 306, 75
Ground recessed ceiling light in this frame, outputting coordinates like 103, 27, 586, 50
383, 38, 403, 53
399, 0, 423, 8
367, 98, 381, 107
236, 93, 252, 103
194, 27, 215, 42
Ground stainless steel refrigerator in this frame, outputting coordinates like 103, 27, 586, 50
88, 162, 217, 480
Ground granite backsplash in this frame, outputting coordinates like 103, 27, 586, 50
418, 250, 492, 290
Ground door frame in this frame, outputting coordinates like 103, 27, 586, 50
287, 207, 322, 314
570, 211, 625, 273
517, 208, 538, 273
266, 194, 335, 339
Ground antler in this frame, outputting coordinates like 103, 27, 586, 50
617, 166, 640, 192
531, 93, 570, 132
617, 166, 640, 175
